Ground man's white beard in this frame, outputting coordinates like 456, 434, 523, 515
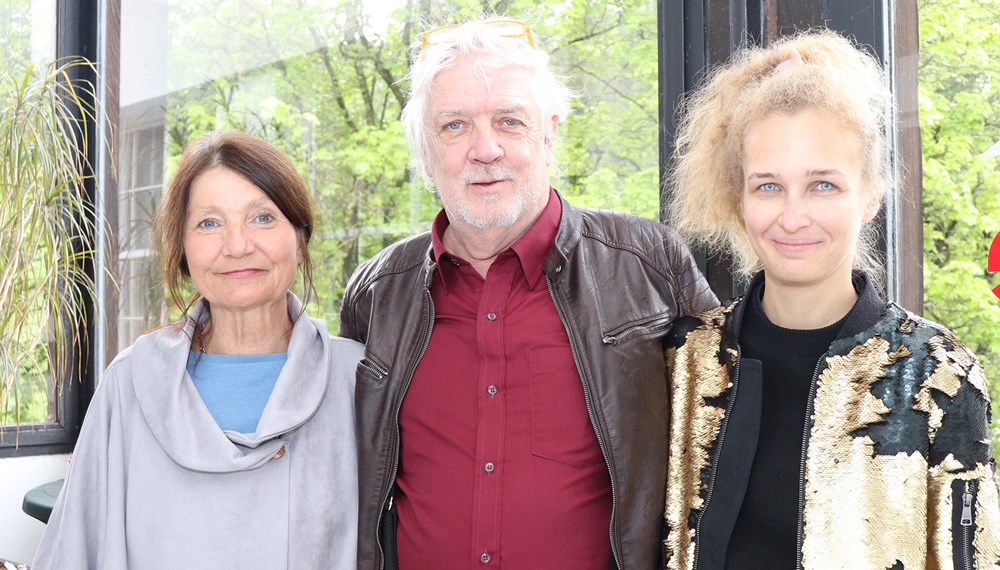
443, 163, 542, 229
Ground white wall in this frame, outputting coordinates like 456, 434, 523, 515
0, 454, 69, 564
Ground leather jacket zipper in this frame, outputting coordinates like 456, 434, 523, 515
601, 316, 673, 345
692, 349, 742, 570
358, 358, 389, 381
795, 358, 825, 569
374, 286, 435, 570
547, 276, 622, 569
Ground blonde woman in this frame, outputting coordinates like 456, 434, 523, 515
662, 30, 1000, 569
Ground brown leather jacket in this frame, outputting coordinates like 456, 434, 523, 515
339, 193, 718, 570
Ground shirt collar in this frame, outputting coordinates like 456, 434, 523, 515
510, 187, 561, 289
430, 187, 561, 290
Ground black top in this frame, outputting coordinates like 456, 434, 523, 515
723, 284, 846, 570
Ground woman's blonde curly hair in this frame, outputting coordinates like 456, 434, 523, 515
665, 28, 893, 290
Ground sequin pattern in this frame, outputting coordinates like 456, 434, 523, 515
663, 305, 733, 570
663, 302, 1000, 569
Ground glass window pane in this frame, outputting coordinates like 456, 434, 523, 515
0, 0, 60, 427
0, 0, 55, 65
918, 0, 1000, 456
116, 1, 658, 350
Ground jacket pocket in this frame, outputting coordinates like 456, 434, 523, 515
952, 478, 978, 570
601, 315, 673, 346
357, 353, 390, 385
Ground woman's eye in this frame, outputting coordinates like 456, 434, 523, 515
759, 183, 778, 191
197, 219, 218, 230
445, 121, 462, 131
501, 118, 520, 127
255, 213, 274, 224
816, 181, 835, 191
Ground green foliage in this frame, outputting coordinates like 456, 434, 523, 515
0, 59, 98, 427
0, 1, 657, 424
0, 343, 51, 425
0, 0, 33, 65
147, 0, 659, 332
919, 0, 1000, 453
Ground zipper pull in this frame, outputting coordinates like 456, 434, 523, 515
387, 495, 393, 511
602, 335, 616, 344
961, 489, 973, 526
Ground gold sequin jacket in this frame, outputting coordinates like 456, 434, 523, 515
663, 273, 1000, 570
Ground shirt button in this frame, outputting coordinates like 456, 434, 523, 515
484, 462, 495, 473
486, 312, 497, 321
480, 552, 491, 564
449, 257, 460, 266
487, 385, 497, 396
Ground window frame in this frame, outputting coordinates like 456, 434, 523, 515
0, 0, 109, 457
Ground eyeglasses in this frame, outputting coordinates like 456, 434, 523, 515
419, 19, 537, 59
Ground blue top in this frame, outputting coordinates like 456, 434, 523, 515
187, 352, 287, 433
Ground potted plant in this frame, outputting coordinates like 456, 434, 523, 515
0, 58, 98, 437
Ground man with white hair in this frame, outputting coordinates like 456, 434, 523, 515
339, 17, 717, 569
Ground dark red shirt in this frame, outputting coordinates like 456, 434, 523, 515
394, 189, 613, 569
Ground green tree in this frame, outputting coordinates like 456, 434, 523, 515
154, 0, 659, 329
919, 0, 1000, 451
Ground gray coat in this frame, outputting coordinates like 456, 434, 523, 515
33, 294, 362, 569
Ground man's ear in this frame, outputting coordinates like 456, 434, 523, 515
545, 115, 559, 164
422, 146, 436, 180
547, 115, 559, 144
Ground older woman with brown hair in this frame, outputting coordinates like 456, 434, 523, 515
662, 30, 1000, 569
33, 131, 362, 569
